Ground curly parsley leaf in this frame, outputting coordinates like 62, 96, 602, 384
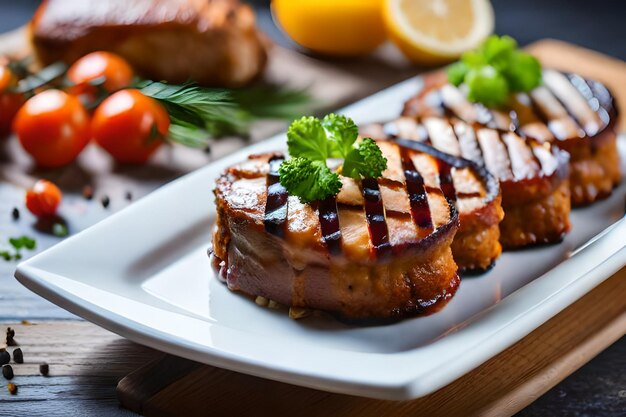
278, 157, 342, 203
321, 113, 358, 158
342, 138, 388, 179
287, 116, 330, 161
447, 35, 542, 107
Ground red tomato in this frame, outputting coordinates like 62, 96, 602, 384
0, 65, 25, 137
67, 52, 134, 96
13, 89, 91, 168
92, 89, 169, 164
25, 179, 63, 217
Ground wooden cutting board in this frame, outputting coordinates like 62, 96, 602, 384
115, 40, 626, 417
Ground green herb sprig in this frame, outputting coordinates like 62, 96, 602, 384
447, 35, 542, 107
1, 236, 36, 262
278, 114, 387, 203
137, 81, 313, 148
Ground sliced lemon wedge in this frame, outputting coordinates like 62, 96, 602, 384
383, 0, 494, 64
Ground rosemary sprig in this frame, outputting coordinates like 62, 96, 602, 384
136, 80, 313, 147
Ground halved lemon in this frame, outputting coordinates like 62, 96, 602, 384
383, 0, 494, 65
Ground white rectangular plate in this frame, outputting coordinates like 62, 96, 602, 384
15, 77, 626, 400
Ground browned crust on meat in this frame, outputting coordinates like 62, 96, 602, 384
454, 194, 504, 271
211, 152, 461, 320
30, 0, 267, 87
363, 127, 505, 272
211, 222, 459, 320
566, 132, 621, 206
499, 179, 571, 249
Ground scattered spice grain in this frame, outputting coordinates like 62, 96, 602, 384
12, 348, 23, 364
39, 362, 49, 376
2, 364, 14, 380
101, 195, 110, 209
7, 382, 17, 395
6, 327, 15, 346
11, 207, 20, 221
0, 351, 9, 366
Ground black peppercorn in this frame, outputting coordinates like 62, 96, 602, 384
39, 363, 49, 376
12, 348, 23, 364
0, 351, 9, 366
2, 364, 14, 380
125, 191, 133, 201
11, 207, 20, 221
6, 327, 15, 346
101, 196, 110, 209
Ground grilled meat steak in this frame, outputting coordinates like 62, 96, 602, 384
363, 117, 570, 250
403, 70, 620, 206
31, 0, 267, 87
211, 140, 501, 320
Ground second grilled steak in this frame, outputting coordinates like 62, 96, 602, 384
362, 117, 570, 250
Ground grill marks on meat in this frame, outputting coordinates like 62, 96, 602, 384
411, 70, 612, 143
260, 143, 471, 260
364, 113, 569, 250
402, 69, 620, 206
264, 156, 288, 238
378, 117, 561, 184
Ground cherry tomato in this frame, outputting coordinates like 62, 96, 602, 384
0, 65, 25, 137
92, 89, 169, 164
26, 179, 62, 217
13, 89, 91, 168
67, 51, 134, 97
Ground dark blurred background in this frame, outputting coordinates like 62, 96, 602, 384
1, 0, 625, 60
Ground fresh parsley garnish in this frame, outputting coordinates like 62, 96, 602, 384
447, 35, 542, 107
279, 114, 387, 202
286, 116, 330, 161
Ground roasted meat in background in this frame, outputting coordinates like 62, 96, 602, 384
211, 141, 501, 320
31, 0, 267, 87
403, 70, 620, 206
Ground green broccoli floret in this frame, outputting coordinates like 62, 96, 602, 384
342, 138, 388, 179
278, 157, 342, 203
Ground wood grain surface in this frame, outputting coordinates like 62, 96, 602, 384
0, 23, 625, 417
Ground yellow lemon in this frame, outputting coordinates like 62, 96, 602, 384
271, 0, 386, 57
383, 0, 494, 65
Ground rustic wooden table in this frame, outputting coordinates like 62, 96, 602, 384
1, 2, 626, 416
